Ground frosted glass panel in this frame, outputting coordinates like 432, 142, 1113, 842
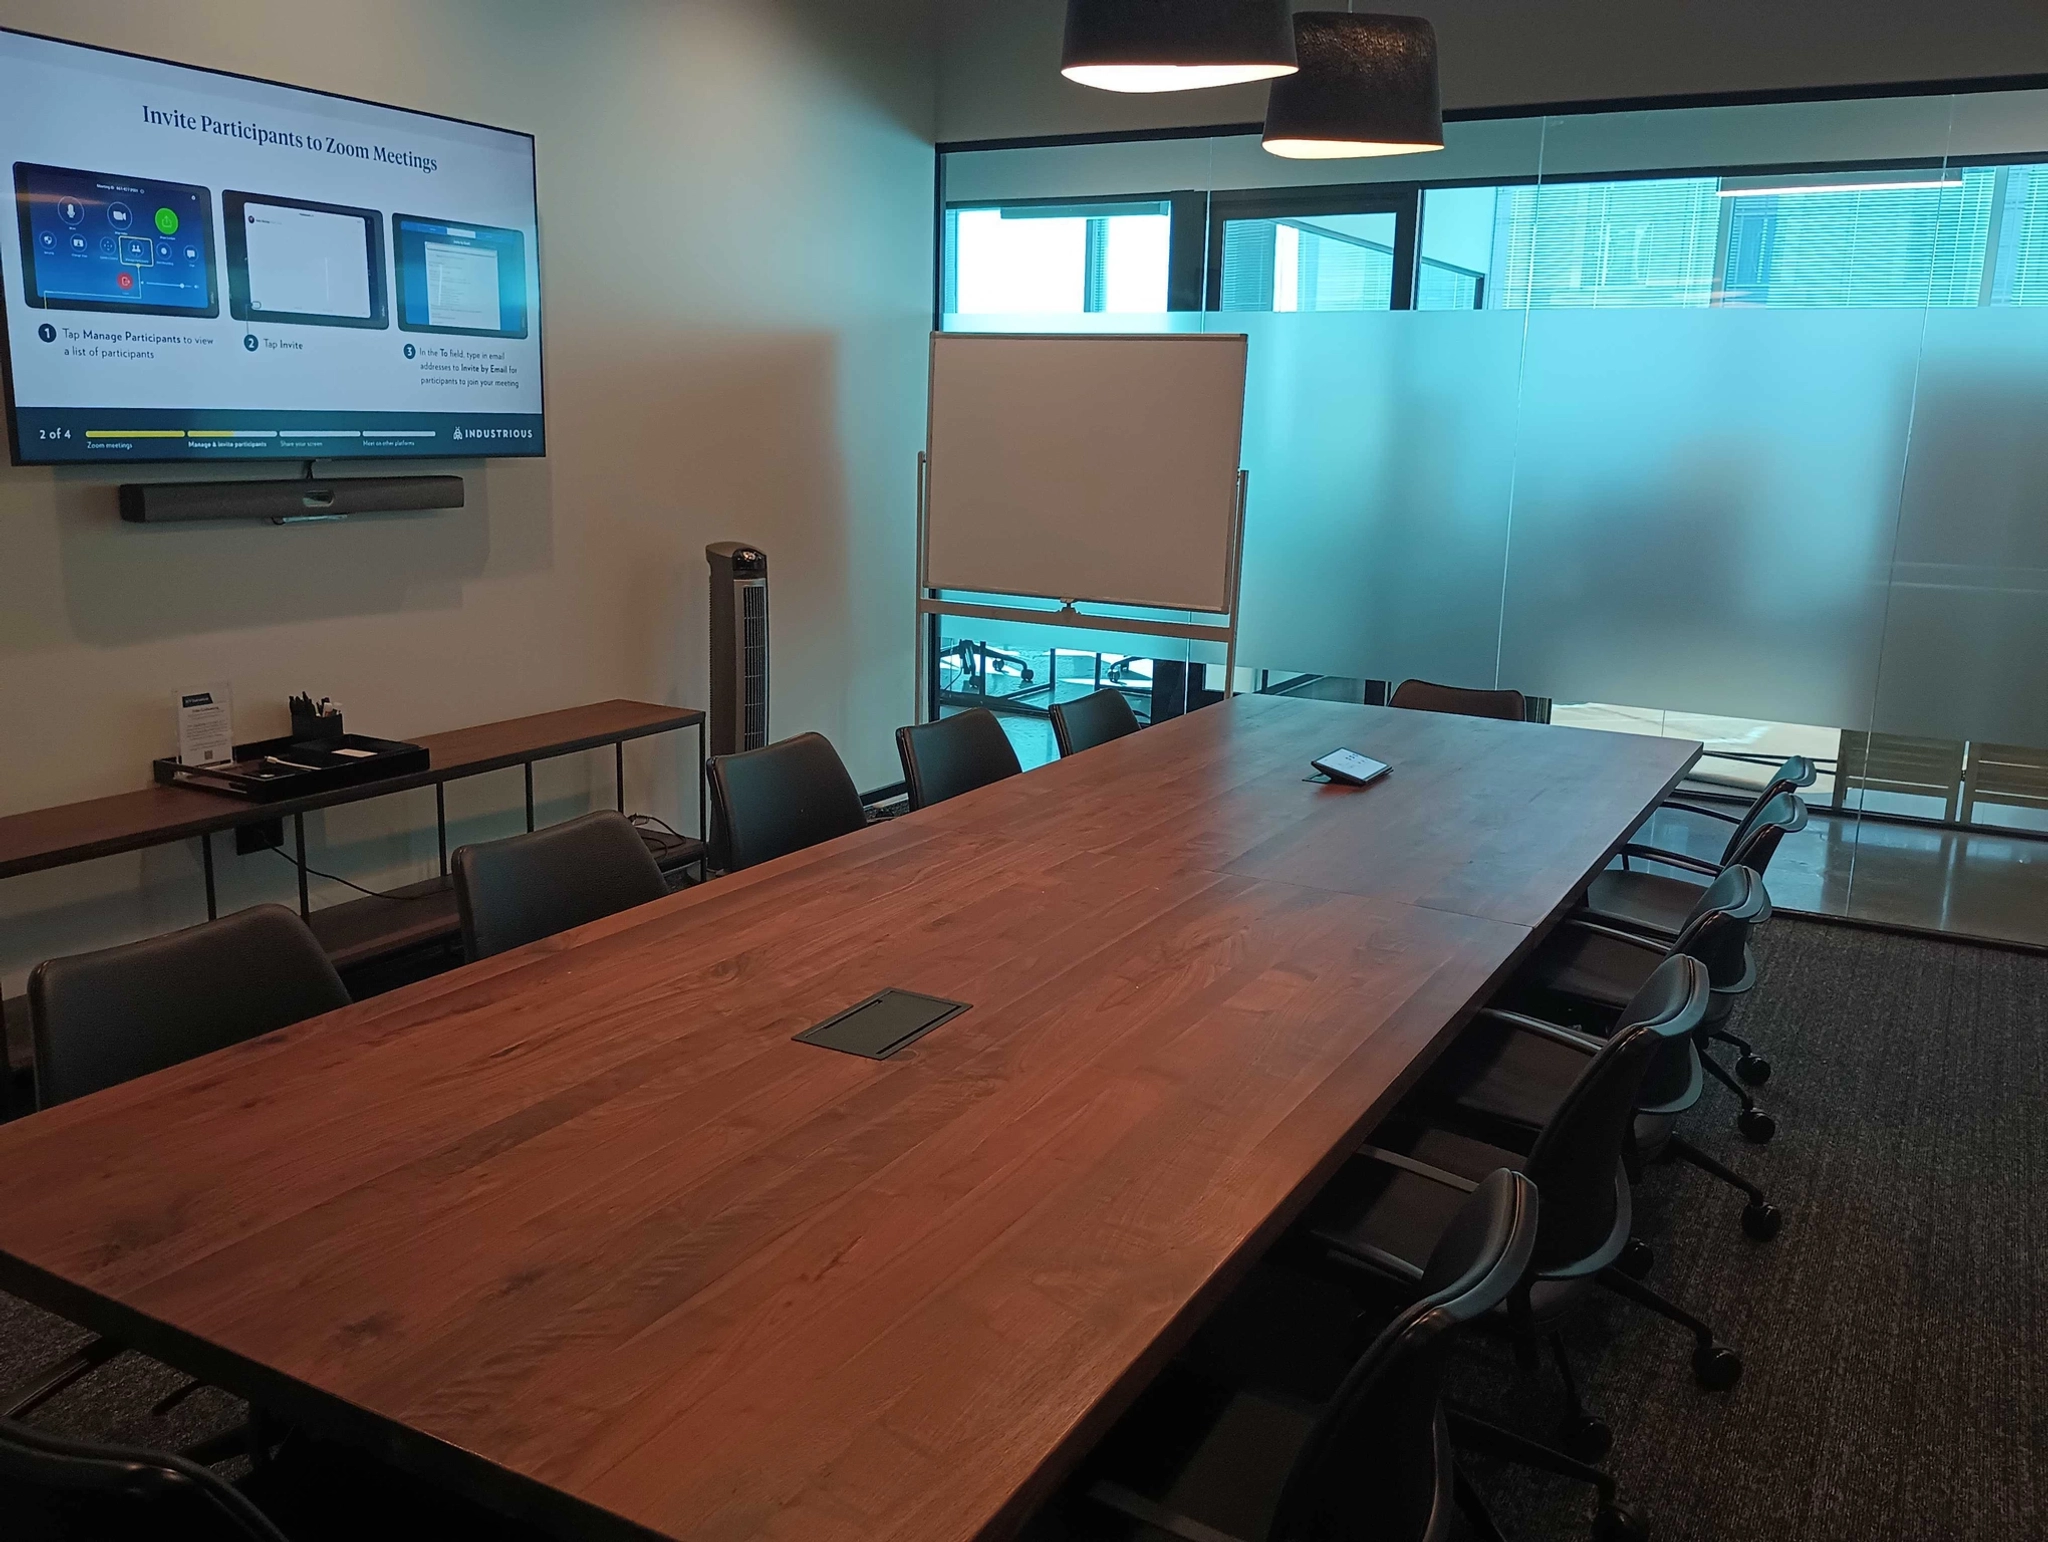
1873, 309, 2048, 747
937, 90, 2048, 946
1234, 311, 1522, 684
1498, 309, 1923, 726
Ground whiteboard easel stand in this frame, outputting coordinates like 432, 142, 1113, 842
913, 455, 1248, 726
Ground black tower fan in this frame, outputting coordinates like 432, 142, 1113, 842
707, 542, 769, 757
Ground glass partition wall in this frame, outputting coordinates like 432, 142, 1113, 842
934, 86, 2048, 947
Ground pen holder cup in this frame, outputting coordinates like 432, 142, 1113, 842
290, 704, 345, 745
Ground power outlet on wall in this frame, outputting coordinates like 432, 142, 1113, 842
235, 820, 285, 855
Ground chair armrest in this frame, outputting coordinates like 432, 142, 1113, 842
1476, 1007, 1604, 1055
1323, 1238, 1427, 1283
1558, 917, 1673, 953
1570, 901, 1681, 941
1090, 1481, 1250, 1542
1354, 1143, 1481, 1194
1313, 1146, 1481, 1284
1621, 843, 1723, 877
1660, 799, 1744, 825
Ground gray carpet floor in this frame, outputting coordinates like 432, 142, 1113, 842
1458, 917, 2047, 1542
3, 917, 2043, 1539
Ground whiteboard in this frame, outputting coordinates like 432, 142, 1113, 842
925, 333, 1248, 614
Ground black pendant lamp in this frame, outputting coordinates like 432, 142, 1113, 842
1262, 12, 1444, 158
1062, 0, 1297, 94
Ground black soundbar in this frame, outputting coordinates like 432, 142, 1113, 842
117, 476, 465, 524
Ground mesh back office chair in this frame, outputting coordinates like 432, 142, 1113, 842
1388, 679, 1528, 722
29, 905, 349, 1109
1077, 1169, 1549, 1542
894, 709, 1022, 811
1518, 866, 1778, 1143
1418, 948, 1779, 1258
1585, 790, 1808, 936
1048, 687, 1142, 758
706, 732, 867, 873
451, 810, 670, 962
1663, 754, 1815, 825
1303, 956, 1736, 1475
1, 1416, 290, 1542
1581, 789, 1806, 1090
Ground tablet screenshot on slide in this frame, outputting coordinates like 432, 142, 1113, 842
225, 192, 386, 328
13, 161, 218, 318
393, 215, 528, 338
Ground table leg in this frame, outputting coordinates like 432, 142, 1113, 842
293, 814, 309, 919
200, 832, 217, 921
436, 783, 448, 877
616, 741, 625, 814
697, 722, 707, 840
524, 763, 535, 832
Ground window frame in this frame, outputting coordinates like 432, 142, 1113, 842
940, 191, 1187, 317
940, 144, 2048, 322
1203, 185, 1420, 311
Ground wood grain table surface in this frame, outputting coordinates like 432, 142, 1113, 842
0, 696, 1697, 1542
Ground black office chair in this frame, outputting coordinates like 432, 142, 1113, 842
1587, 789, 1808, 935
1388, 679, 1527, 722
1302, 953, 1739, 1460
2, 1415, 290, 1541
894, 709, 1022, 811
1657, 754, 1816, 829
1073, 1170, 1587, 1542
1515, 864, 1779, 1142
1049, 687, 1141, 758
451, 810, 669, 962
29, 905, 349, 1109
1579, 790, 1805, 1089
240, 1428, 557, 1542
1417, 955, 1780, 1260
3, 1413, 559, 1542
706, 731, 867, 872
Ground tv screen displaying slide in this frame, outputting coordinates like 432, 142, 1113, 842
0, 27, 543, 464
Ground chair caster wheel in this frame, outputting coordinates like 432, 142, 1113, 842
1692, 1343, 1742, 1390
1737, 1053, 1772, 1086
1742, 1201, 1782, 1241
1559, 1413, 1613, 1463
1737, 1108, 1777, 1144
1592, 1503, 1650, 1542
1616, 1237, 1654, 1279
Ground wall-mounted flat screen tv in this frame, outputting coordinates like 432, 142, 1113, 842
0, 27, 543, 465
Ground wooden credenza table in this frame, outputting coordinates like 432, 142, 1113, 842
0, 696, 1697, 1542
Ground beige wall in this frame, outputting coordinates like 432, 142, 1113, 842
0, 0, 935, 992
939, 0, 2048, 143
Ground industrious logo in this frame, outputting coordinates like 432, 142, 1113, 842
452, 427, 535, 442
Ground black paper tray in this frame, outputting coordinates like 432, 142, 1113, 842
154, 734, 430, 802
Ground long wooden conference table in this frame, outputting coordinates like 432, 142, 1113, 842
0, 695, 1698, 1542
